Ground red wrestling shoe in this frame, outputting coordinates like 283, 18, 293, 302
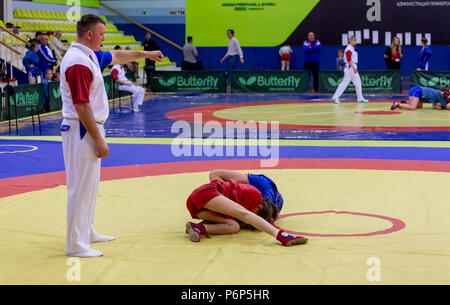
391, 102, 399, 110
186, 222, 211, 242
276, 230, 308, 246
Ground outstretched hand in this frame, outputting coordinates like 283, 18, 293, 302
147, 50, 164, 62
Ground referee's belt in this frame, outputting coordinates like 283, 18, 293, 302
65, 117, 106, 125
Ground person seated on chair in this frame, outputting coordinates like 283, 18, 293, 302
37, 35, 58, 77
182, 36, 202, 70
110, 45, 146, 112
124, 46, 140, 80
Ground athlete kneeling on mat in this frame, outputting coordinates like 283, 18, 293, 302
391, 86, 450, 110
185, 170, 307, 247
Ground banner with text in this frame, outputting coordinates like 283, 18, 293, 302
5, 83, 45, 119
150, 71, 227, 93
318, 70, 402, 94
230, 70, 309, 93
410, 71, 450, 90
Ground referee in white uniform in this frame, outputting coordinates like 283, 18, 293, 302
332, 36, 369, 104
60, 15, 163, 258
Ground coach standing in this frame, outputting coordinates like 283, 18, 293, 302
143, 32, 161, 90
60, 15, 163, 257
303, 32, 321, 93
220, 29, 244, 71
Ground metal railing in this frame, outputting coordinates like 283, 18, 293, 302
99, 2, 183, 51
0, 24, 29, 77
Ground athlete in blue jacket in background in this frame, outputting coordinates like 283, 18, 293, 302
22, 42, 41, 84
418, 37, 432, 71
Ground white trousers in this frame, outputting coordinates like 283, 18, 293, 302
61, 118, 105, 254
118, 84, 146, 108
332, 65, 365, 101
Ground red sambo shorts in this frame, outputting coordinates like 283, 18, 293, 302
186, 180, 223, 218
281, 54, 290, 61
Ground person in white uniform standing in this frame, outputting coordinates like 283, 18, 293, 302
332, 36, 369, 104
111, 45, 146, 112
60, 14, 163, 258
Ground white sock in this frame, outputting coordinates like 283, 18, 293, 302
273, 230, 280, 238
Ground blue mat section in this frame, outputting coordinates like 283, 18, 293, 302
2, 138, 450, 179
2, 94, 450, 141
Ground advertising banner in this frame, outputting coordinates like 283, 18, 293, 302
48, 81, 62, 112
5, 83, 45, 119
318, 70, 402, 93
150, 71, 227, 93
230, 70, 309, 93
410, 71, 450, 90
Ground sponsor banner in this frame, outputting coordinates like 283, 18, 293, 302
318, 70, 402, 94
230, 70, 309, 93
4, 83, 45, 119
410, 71, 450, 90
103, 75, 114, 100
49, 81, 62, 112
150, 71, 227, 93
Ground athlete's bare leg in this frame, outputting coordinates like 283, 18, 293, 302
399, 96, 421, 110
196, 210, 240, 235
203, 195, 278, 237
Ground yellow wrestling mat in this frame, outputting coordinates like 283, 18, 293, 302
1, 169, 450, 284
214, 102, 450, 127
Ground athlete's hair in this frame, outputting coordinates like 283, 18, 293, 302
77, 14, 106, 37
114, 45, 121, 50
30, 42, 39, 50
227, 29, 234, 36
257, 197, 280, 223
348, 36, 356, 42
187, 36, 193, 42
421, 37, 428, 45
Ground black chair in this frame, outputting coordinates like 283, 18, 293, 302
111, 78, 133, 113
6, 85, 41, 135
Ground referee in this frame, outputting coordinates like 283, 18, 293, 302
60, 15, 163, 257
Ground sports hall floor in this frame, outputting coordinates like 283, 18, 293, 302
1, 93, 450, 284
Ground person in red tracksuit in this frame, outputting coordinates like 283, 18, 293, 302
185, 171, 308, 247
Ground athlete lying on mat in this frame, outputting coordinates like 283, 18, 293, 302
185, 169, 308, 247
391, 86, 450, 110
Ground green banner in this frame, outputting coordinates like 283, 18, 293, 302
49, 81, 62, 112
318, 70, 402, 94
230, 70, 309, 93
103, 75, 113, 100
5, 84, 45, 120
150, 71, 227, 93
410, 71, 450, 90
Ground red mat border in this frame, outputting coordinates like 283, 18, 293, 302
2, 158, 450, 198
